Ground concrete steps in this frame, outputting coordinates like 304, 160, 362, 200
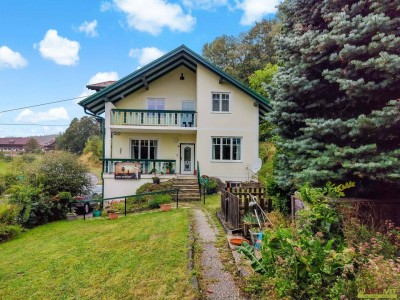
172, 177, 200, 201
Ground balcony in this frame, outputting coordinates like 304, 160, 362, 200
102, 158, 177, 175
111, 109, 197, 128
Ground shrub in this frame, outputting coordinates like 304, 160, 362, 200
136, 181, 173, 194
0, 203, 20, 225
0, 224, 22, 242
148, 193, 172, 209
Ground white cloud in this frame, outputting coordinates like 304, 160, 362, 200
35, 29, 80, 66
129, 47, 165, 66
79, 71, 120, 99
237, 0, 281, 25
0, 46, 28, 69
100, 1, 112, 11
113, 0, 196, 35
79, 20, 99, 37
15, 107, 70, 123
182, 0, 227, 10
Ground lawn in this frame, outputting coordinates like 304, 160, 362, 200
0, 159, 11, 175
0, 210, 195, 300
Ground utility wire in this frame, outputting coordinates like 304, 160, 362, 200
0, 96, 85, 114
0, 124, 69, 126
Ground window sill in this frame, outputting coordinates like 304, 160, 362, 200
211, 111, 231, 114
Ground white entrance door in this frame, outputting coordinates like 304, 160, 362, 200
180, 144, 195, 175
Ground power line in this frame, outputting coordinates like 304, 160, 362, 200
0, 124, 69, 127
0, 96, 86, 114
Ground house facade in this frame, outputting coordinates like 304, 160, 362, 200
79, 45, 271, 198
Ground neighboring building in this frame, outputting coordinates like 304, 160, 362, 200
0, 136, 57, 152
0, 138, 30, 152
79, 45, 271, 198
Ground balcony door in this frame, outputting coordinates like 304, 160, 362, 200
181, 101, 195, 127
180, 143, 195, 175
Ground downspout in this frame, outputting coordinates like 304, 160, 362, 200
83, 108, 105, 198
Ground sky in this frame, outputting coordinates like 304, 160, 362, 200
0, 0, 280, 137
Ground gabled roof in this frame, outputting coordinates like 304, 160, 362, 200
78, 45, 271, 118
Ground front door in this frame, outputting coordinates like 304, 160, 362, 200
180, 144, 195, 175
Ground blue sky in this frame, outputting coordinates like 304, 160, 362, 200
0, 0, 280, 137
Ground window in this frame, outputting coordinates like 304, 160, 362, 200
131, 139, 158, 159
212, 137, 241, 161
148, 98, 165, 110
212, 93, 230, 112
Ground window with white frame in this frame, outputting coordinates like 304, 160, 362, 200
148, 98, 165, 110
212, 137, 241, 161
212, 92, 230, 112
131, 139, 158, 159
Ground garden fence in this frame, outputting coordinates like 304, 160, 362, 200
71, 188, 180, 220
221, 187, 268, 230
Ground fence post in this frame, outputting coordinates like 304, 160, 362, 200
83, 202, 86, 221
124, 197, 127, 217
176, 189, 179, 208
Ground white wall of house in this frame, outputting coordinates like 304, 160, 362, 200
196, 64, 259, 182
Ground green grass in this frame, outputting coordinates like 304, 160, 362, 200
0, 210, 195, 300
0, 159, 11, 175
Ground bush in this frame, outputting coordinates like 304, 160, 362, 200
148, 193, 172, 209
136, 181, 173, 194
0, 203, 20, 225
0, 224, 22, 242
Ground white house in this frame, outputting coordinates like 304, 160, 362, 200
79, 45, 271, 198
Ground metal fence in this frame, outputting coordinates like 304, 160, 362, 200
71, 188, 180, 220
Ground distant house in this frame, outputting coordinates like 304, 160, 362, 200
0, 136, 56, 152
0, 138, 30, 152
79, 45, 271, 198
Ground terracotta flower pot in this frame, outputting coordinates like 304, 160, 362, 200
108, 212, 119, 220
160, 204, 171, 211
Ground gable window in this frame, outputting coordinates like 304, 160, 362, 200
131, 139, 158, 159
212, 137, 241, 161
212, 92, 230, 112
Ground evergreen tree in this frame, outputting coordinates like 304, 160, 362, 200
268, 0, 400, 198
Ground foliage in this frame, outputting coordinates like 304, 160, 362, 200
83, 135, 103, 160
240, 183, 400, 299
24, 138, 41, 153
248, 63, 278, 98
148, 193, 172, 209
242, 212, 258, 224
267, 0, 400, 198
0, 224, 22, 242
203, 177, 218, 195
56, 116, 100, 154
202, 19, 281, 84
36, 151, 92, 196
0, 202, 20, 225
136, 181, 173, 194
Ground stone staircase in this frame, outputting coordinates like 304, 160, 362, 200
172, 176, 200, 201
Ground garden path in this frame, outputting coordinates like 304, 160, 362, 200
192, 208, 245, 300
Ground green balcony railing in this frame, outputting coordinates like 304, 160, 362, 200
101, 158, 177, 175
111, 109, 197, 127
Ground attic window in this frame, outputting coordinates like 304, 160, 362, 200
8, 140, 15, 144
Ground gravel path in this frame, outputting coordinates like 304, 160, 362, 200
193, 209, 244, 300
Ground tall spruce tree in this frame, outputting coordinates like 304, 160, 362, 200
268, 0, 400, 198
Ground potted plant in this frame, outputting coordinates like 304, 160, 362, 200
92, 203, 102, 217
166, 162, 174, 174
150, 168, 160, 184
106, 208, 119, 220
156, 194, 172, 211
242, 212, 259, 238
